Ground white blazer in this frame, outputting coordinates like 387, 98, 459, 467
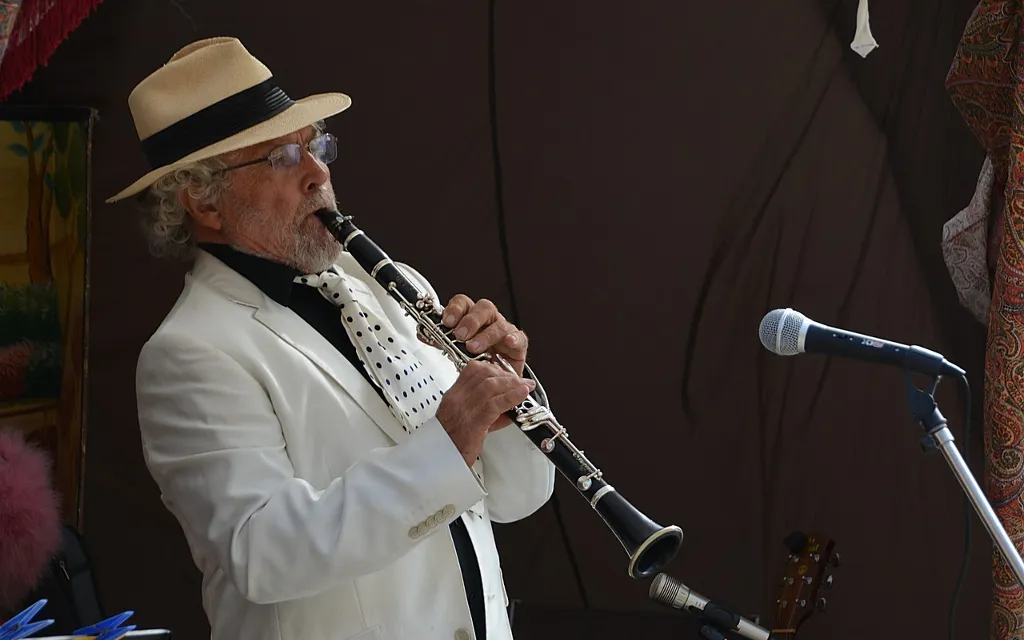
135, 250, 556, 640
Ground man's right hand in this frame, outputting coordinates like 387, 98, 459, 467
435, 360, 536, 466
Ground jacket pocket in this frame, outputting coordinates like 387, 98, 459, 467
345, 625, 383, 640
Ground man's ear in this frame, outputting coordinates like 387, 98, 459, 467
178, 187, 222, 230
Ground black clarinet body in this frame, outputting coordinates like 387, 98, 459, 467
315, 208, 683, 579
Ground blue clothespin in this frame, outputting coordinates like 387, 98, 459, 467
71, 611, 135, 639
0, 599, 54, 640
92, 625, 137, 640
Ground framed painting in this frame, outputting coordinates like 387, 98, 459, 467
0, 105, 95, 529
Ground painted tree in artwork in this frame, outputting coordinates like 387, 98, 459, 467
1, 116, 90, 526
48, 119, 89, 527
1, 119, 61, 405
9, 119, 54, 284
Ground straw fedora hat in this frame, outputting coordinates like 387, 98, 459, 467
107, 36, 351, 203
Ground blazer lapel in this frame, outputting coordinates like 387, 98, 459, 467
191, 251, 413, 446
252, 304, 413, 445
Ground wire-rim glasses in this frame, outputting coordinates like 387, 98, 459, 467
220, 133, 337, 173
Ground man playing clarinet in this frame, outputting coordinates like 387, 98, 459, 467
108, 36, 555, 640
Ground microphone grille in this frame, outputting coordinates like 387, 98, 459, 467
758, 308, 806, 356
649, 573, 682, 605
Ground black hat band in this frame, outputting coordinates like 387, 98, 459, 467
140, 77, 295, 168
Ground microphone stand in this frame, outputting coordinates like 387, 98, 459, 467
690, 605, 774, 640
905, 370, 1024, 589
696, 624, 729, 640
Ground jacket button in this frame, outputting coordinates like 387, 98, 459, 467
417, 522, 430, 536
443, 504, 456, 518
454, 629, 471, 640
408, 526, 421, 539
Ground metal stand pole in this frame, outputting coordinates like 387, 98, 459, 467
905, 372, 1024, 589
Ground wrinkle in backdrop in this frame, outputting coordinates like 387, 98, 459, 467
494, 5, 986, 640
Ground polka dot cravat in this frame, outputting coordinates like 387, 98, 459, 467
296, 268, 448, 433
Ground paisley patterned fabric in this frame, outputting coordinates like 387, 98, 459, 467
0, 1, 24, 69
947, 2, 1024, 636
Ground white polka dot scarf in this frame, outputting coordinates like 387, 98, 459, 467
296, 269, 447, 433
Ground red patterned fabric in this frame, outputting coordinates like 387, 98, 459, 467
947, 1, 1024, 636
0, 1, 24, 69
0, 0, 104, 100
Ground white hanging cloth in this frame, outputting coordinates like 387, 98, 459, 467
851, 0, 879, 58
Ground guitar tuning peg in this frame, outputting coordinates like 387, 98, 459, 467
830, 552, 842, 568
783, 531, 808, 554
823, 574, 834, 589
816, 598, 828, 612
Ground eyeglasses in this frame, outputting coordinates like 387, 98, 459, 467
220, 133, 337, 173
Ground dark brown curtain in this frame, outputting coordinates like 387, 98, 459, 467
7, 1, 997, 638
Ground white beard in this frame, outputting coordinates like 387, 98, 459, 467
226, 191, 342, 274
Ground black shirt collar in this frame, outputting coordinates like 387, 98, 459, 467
199, 242, 301, 306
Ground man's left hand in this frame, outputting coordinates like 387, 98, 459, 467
441, 295, 528, 376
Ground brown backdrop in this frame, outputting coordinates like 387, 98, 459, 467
7, 0, 995, 638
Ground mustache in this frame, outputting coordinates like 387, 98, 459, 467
302, 192, 338, 216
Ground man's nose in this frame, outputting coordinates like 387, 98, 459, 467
301, 151, 330, 193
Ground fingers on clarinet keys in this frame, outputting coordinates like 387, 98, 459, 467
436, 361, 536, 465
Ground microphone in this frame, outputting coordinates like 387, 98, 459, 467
758, 308, 965, 378
649, 573, 776, 640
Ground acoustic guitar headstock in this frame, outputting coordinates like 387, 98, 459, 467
771, 531, 839, 638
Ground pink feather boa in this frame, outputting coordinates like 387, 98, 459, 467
0, 428, 61, 612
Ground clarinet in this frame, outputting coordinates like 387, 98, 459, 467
315, 209, 683, 579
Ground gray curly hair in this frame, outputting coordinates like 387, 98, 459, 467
137, 122, 327, 259
138, 157, 234, 260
